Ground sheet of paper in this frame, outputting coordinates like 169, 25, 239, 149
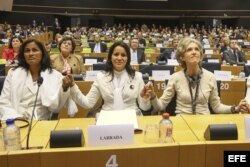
96, 109, 139, 129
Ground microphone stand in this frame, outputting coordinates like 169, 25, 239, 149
26, 77, 43, 150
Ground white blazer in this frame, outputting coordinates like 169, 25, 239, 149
0, 68, 76, 120
70, 71, 151, 113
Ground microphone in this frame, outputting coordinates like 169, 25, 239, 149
139, 62, 153, 75
139, 63, 153, 83
26, 77, 43, 149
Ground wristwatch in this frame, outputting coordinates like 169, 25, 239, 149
231, 106, 239, 114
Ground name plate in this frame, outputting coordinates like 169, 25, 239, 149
245, 116, 250, 140
207, 59, 219, 63
214, 70, 232, 81
85, 58, 98, 64
203, 44, 211, 49
85, 71, 99, 81
152, 70, 171, 80
88, 124, 134, 146
156, 43, 163, 48
167, 59, 178, 65
205, 49, 213, 55
82, 47, 91, 53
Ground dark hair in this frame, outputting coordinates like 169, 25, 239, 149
58, 36, 76, 54
17, 39, 52, 72
105, 41, 135, 80
8, 36, 23, 49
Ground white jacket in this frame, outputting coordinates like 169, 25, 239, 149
0, 68, 76, 120
70, 71, 151, 114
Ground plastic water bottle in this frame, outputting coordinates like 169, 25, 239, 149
239, 70, 245, 79
3, 119, 22, 151
159, 113, 173, 143
222, 60, 226, 65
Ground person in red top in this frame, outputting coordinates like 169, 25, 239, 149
2, 36, 23, 65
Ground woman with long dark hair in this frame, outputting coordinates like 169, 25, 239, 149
0, 39, 76, 120
64, 41, 151, 115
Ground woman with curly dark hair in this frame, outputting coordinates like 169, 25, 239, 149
64, 41, 151, 115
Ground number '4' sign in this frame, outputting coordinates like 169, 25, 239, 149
106, 155, 118, 167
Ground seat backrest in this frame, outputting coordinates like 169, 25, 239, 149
164, 94, 177, 116
0, 64, 5, 76
163, 80, 176, 116
0, 76, 6, 95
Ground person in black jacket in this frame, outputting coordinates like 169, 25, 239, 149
157, 38, 178, 63
90, 35, 107, 53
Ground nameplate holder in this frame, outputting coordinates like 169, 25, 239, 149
85, 71, 99, 81
156, 43, 163, 48
152, 70, 171, 80
245, 116, 250, 140
205, 49, 213, 55
167, 59, 178, 65
203, 44, 211, 49
207, 59, 220, 63
88, 124, 134, 147
204, 124, 238, 140
214, 70, 232, 81
50, 129, 84, 148
85, 58, 98, 64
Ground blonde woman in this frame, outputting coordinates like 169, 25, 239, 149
142, 37, 248, 115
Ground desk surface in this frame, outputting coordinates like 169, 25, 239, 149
1, 115, 249, 167
181, 114, 250, 167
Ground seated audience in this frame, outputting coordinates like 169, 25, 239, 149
158, 38, 178, 63
142, 37, 248, 115
223, 38, 246, 65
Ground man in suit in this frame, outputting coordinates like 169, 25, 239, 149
90, 35, 107, 53
157, 38, 178, 63
223, 38, 246, 65
130, 38, 145, 64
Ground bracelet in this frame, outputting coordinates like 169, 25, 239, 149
150, 95, 156, 101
